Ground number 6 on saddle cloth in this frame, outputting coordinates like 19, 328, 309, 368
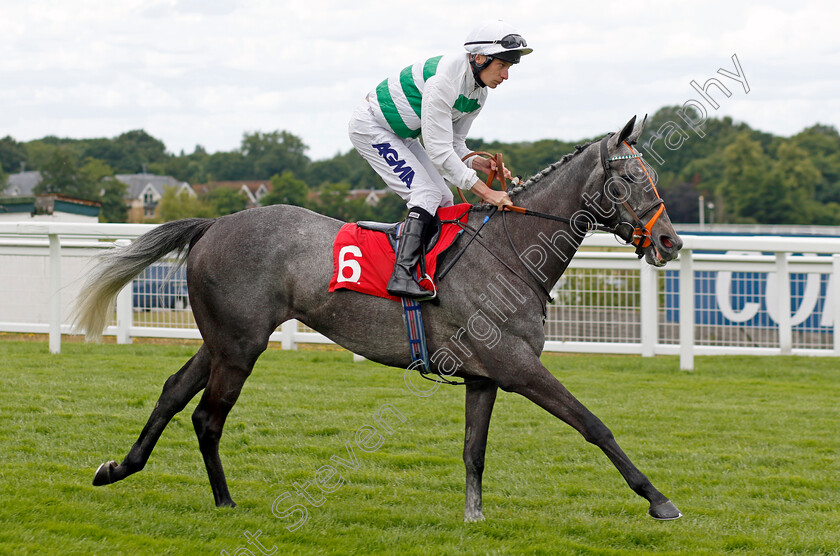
328, 204, 471, 302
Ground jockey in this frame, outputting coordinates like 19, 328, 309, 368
348, 19, 532, 298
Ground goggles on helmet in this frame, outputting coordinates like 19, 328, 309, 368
464, 33, 528, 50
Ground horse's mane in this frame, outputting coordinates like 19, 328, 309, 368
473, 139, 598, 211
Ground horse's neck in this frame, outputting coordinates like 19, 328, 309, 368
507, 149, 597, 288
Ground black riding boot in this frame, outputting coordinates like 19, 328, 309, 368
387, 208, 432, 298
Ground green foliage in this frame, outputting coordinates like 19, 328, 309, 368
34, 148, 99, 200
79, 157, 115, 186
370, 192, 408, 222
0, 135, 27, 175
241, 130, 310, 180
772, 142, 823, 224
1, 341, 839, 554
149, 145, 212, 184
157, 187, 209, 222
309, 181, 372, 222
718, 133, 772, 223
790, 125, 840, 205
202, 187, 248, 217
80, 130, 167, 173
99, 177, 128, 222
467, 137, 578, 180
263, 171, 310, 207
25, 138, 65, 171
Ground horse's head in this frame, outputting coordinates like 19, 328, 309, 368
587, 116, 682, 267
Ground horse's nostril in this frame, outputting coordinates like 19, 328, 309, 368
661, 237, 674, 249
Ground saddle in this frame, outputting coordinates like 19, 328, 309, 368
355, 215, 442, 255
328, 204, 471, 302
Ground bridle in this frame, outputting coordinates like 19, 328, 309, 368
598, 133, 665, 257
491, 133, 667, 302
503, 133, 665, 257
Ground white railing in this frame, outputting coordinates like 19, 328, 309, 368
2, 221, 840, 370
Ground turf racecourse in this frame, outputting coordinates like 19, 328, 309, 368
0, 340, 838, 555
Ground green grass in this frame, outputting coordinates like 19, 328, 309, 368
1, 340, 839, 555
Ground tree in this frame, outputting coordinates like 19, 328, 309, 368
718, 133, 771, 223
309, 181, 372, 222
241, 130, 310, 179
24, 139, 63, 171
79, 158, 115, 187
158, 187, 208, 221
262, 171, 309, 207
771, 142, 823, 224
657, 180, 702, 223
75, 158, 125, 221
370, 192, 407, 222
204, 151, 249, 181
113, 130, 168, 172
790, 125, 840, 204
35, 148, 98, 200
99, 177, 128, 222
203, 187, 248, 216
307, 155, 351, 188
0, 135, 27, 175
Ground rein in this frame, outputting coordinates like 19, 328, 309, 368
502, 204, 620, 235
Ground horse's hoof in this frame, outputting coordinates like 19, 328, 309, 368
93, 461, 118, 486
464, 511, 485, 522
649, 500, 682, 520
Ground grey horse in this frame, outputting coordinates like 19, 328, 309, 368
74, 116, 684, 521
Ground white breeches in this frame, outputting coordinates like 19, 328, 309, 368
348, 102, 454, 216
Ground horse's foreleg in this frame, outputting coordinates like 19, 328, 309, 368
506, 369, 681, 520
93, 346, 211, 486
463, 378, 498, 522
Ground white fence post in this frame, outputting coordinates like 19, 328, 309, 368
116, 283, 133, 344
114, 239, 133, 345
679, 249, 694, 371
776, 252, 792, 355
281, 319, 298, 350
640, 261, 657, 356
48, 233, 62, 354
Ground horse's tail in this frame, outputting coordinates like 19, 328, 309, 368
72, 218, 216, 341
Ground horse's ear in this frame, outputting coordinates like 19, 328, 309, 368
627, 114, 647, 145
613, 115, 636, 147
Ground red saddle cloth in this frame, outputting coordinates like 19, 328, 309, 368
328, 204, 471, 301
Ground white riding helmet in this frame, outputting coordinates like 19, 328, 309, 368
463, 19, 533, 64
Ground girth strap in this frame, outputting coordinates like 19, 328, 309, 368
401, 298, 429, 371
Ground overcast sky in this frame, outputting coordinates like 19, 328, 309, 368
1, 0, 837, 163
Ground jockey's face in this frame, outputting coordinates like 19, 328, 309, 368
476, 56, 513, 89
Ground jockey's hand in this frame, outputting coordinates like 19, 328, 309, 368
473, 156, 512, 184
471, 179, 513, 209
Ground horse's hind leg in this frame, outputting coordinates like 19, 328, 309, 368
191, 340, 266, 507
463, 378, 498, 522
504, 364, 681, 520
93, 345, 211, 486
